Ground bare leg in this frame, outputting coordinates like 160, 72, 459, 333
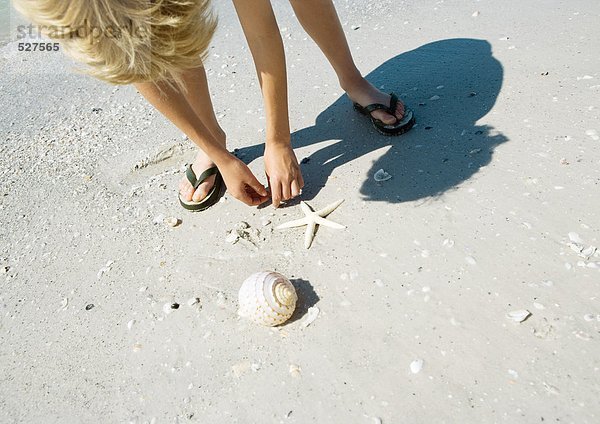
178, 67, 227, 203
135, 74, 269, 206
289, 0, 404, 124
136, 67, 225, 203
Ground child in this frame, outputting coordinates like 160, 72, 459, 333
14, 0, 413, 210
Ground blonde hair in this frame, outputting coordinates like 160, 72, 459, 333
13, 0, 217, 86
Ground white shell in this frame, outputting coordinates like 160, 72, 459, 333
238, 272, 297, 326
374, 169, 392, 182
165, 217, 180, 227
410, 359, 424, 374
506, 309, 531, 322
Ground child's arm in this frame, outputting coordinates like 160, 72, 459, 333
233, 0, 304, 208
135, 81, 269, 206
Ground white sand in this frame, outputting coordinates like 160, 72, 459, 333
1, 0, 599, 422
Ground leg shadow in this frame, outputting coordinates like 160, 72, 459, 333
235, 38, 507, 204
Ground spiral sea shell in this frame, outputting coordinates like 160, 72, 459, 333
238, 271, 297, 326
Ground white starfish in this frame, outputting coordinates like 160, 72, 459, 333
276, 199, 346, 249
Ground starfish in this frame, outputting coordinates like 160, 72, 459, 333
276, 199, 346, 249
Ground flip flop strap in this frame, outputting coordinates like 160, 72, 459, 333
363, 103, 391, 114
362, 92, 399, 115
186, 165, 218, 190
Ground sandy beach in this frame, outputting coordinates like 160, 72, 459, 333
1, 0, 599, 422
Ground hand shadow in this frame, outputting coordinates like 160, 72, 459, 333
234, 38, 507, 204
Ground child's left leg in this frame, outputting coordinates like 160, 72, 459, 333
289, 0, 405, 126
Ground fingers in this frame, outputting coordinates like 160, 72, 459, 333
234, 185, 269, 206
241, 177, 269, 206
291, 179, 301, 198
281, 181, 292, 203
271, 182, 282, 208
271, 178, 305, 207
269, 167, 305, 208
247, 176, 268, 198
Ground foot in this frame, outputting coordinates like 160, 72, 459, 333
344, 78, 405, 125
178, 150, 217, 203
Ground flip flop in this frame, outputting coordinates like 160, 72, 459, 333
178, 164, 225, 211
353, 92, 415, 136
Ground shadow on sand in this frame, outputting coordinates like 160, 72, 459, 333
235, 38, 506, 205
286, 278, 320, 324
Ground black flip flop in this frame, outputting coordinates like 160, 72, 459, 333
179, 164, 225, 211
353, 92, 415, 136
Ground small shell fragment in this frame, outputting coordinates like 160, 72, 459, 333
234, 221, 250, 231
374, 169, 392, 182
543, 382, 560, 395
568, 232, 584, 243
127, 319, 136, 331
57, 298, 69, 312
164, 217, 180, 227
225, 231, 239, 244
410, 359, 424, 374
442, 239, 455, 248
289, 364, 302, 378
300, 306, 320, 328
187, 297, 201, 307
506, 309, 531, 323
231, 362, 250, 378
580, 246, 597, 259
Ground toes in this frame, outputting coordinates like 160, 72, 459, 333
192, 184, 209, 203
191, 176, 216, 202
374, 110, 398, 125
395, 103, 406, 120
181, 186, 194, 201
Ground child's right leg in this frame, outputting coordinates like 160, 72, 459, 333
135, 66, 226, 203
178, 66, 227, 203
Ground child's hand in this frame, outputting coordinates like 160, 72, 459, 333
264, 143, 305, 208
218, 154, 270, 206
